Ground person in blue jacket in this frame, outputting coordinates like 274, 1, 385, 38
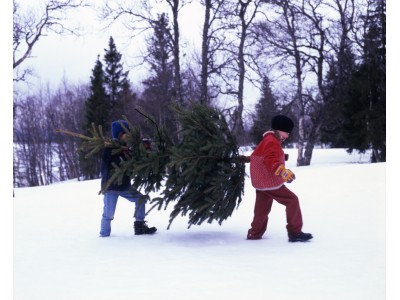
99, 120, 157, 237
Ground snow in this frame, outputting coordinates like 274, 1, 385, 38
11, 149, 391, 300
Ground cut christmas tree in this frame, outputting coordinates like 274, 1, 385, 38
159, 103, 246, 228
57, 103, 247, 228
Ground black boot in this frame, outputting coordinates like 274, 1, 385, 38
134, 221, 157, 235
288, 232, 313, 242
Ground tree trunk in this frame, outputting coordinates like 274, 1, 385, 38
294, 57, 306, 166
170, 0, 183, 104
303, 120, 321, 166
200, 0, 211, 105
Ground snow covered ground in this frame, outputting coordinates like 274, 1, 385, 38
12, 149, 390, 300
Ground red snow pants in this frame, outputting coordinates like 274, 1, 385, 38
247, 185, 303, 239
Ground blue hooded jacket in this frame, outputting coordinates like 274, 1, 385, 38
101, 121, 131, 191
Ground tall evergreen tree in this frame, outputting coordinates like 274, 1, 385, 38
103, 36, 132, 122
141, 13, 177, 138
81, 56, 109, 179
85, 56, 109, 130
321, 0, 358, 147
341, 0, 386, 162
321, 48, 356, 147
250, 77, 280, 144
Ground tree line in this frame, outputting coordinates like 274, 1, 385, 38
13, 0, 385, 187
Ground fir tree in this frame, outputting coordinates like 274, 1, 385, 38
341, 0, 386, 162
160, 102, 246, 228
141, 13, 177, 138
251, 76, 280, 144
81, 56, 109, 179
320, 48, 356, 147
85, 56, 109, 131
103, 36, 132, 122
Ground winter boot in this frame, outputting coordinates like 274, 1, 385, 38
288, 232, 313, 242
247, 229, 262, 240
134, 221, 157, 235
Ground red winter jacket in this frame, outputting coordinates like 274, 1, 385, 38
250, 131, 285, 190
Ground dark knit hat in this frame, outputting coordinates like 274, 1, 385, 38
271, 115, 294, 133
111, 120, 130, 139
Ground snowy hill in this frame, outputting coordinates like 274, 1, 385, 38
13, 149, 387, 300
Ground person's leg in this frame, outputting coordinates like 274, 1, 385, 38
100, 191, 119, 237
119, 189, 146, 221
120, 189, 157, 235
267, 185, 303, 236
247, 190, 273, 239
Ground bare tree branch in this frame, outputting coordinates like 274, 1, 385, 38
13, 0, 86, 76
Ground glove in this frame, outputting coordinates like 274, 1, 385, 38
274, 164, 295, 183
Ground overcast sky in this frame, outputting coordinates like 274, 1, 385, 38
14, 1, 205, 94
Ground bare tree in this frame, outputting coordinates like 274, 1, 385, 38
14, 90, 53, 186
13, 0, 85, 82
253, 0, 336, 165
233, 0, 263, 141
296, 0, 365, 165
296, 0, 329, 165
327, 0, 356, 60
13, 81, 88, 187
254, 0, 310, 164
50, 80, 88, 181
199, 0, 227, 105
209, 0, 264, 143
165, 0, 186, 104
253, 0, 368, 165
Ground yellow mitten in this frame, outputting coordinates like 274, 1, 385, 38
274, 164, 295, 183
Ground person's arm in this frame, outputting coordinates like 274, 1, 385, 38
263, 138, 295, 183
262, 138, 283, 173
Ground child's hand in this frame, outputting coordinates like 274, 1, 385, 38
275, 165, 296, 183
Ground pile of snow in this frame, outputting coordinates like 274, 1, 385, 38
12, 149, 389, 300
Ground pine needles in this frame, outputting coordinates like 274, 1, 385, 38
161, 102, 246, 228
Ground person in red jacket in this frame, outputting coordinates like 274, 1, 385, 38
247, 115, 313, 242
